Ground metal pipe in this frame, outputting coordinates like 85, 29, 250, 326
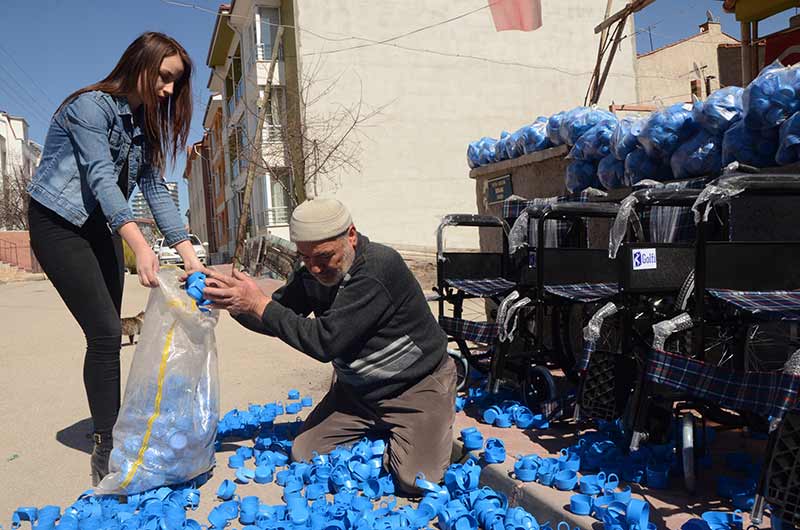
741, 21, 752, 85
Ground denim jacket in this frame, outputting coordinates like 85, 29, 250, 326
28, 91, 189, 246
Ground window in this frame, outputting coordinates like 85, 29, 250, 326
265, 86, 286, 142
258, 7, 280, 60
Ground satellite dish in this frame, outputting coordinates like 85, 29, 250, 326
706, 9, 715, 23
693, 62, 703, 79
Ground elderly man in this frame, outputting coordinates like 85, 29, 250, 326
203, 198, 456, 493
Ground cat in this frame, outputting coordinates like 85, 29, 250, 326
121, 311, 145, 345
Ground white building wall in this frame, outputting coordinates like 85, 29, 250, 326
292, 1, 639, 249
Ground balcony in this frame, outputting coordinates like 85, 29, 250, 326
226, 96, 235, 119
257, 207, 290, 227
256, 43, 282, 62
235, 77, 245, 104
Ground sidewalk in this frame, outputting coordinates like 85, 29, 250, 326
451, 407, 770, 529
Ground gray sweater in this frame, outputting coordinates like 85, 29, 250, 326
234, 234, 447, 400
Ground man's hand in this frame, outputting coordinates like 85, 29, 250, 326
203, 267, 271, 317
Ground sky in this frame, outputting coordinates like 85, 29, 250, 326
0, 0, 798, 218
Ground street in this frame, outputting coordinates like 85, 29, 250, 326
0, 274, 332, 522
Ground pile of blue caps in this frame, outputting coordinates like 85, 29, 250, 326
455, 386, 552, 431
467, 59, 800, 191
8, 386, 584, 530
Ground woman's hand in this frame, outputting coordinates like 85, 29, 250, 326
174, 239, 203, 280
118, 222, 160, 287
135, 247, 160, 287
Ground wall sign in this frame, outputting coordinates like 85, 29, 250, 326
487, 174, 513, 205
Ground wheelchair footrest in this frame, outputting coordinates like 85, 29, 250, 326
766, 412, 800, 528
579, 350, 620, 421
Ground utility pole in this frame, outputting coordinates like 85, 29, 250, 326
232, 26, 285, 269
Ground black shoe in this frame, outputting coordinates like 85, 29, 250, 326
91, 432, 113, 486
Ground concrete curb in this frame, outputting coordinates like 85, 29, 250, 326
451, 437, 596, 529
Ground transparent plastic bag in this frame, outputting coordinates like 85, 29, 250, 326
517, 121, 552, 154
467, 137, 498, 168
610, 116, 645, 161
721, 120, 779, 168
776, 111, 800, 165
494, 131, 512, 162
568, 119, 618, 161
638, 103, 697, 162
624, 147, 673, 185
559, 106, 617, 146
670, 130, 723, 180
597, 154, 626, 190
506, 128, 526, 159
547, 111, 566, 146
742, 60, 800, 130
96, 269, 220, 495
565, 159, 599, 193
692, 86, 743, 136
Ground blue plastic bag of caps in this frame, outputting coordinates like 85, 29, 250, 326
776, 112, 800, 165
494, 131, 512, 162
568, 119, 618, 161
625, 147, 673, 185
506, 128, 526, 159
598, 154, 626, 189
722, 120, 779, 168
566, 159, 599, 193
96, 268, 220, 495
467, 137, 499, 168
610, 116, 645, 161
670, 130, 723, 180
638, 103, 697, 161
693, 86, 743, 136
742, 60, 800, 130
559, 106, 616, 146
547, 111, 566, 146
516, 121, 552, 154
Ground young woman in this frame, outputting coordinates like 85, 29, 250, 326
27, 32, 203, 485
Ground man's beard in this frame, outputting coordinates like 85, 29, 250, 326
314, 244, 356, 286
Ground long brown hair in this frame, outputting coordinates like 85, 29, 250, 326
58, 32, 193, 169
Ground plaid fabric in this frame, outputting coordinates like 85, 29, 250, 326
645, 349, 800, 418
502, 191, 593, 221
439, 315, 498, 344
544, 283, 619, 303
445, 278, 515, 298
642, 177, 707, 244
578, 339, 597, 371
708, 289, 800, 321
647, 205, 697, 243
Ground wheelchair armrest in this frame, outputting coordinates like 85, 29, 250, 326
544, 202, 620, 220
439, 214, 505, 228
631, 188, 703, 208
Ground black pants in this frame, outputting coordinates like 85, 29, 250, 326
28, 198, 125, 434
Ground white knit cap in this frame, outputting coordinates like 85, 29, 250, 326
289, 198, 353, 242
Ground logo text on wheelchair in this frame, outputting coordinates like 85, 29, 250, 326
632, 248, 658, 271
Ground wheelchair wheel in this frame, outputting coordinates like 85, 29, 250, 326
448, 347, 470, 392
680, 413, 696, 494
521, 365, 557, 409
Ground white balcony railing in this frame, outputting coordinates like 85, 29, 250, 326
258, 207, 290, 227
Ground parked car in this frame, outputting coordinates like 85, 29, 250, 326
156, 234, 208, 266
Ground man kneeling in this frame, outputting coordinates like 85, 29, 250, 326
203, 198, 456, 494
